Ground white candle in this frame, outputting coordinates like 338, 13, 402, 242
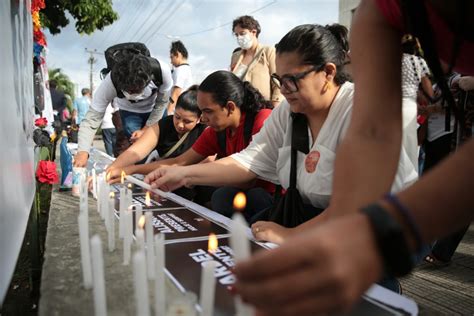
90, 235, 107, 316
136, 216, 145, 251
92, 169, 97, 199
230, 213, 253, 316
80, 171, 88, 215
154, 233, 166, 316
78, 212, 92, 289
97, 173, 103, 215
108, 193, 115, 252
101, 175, 110, 221
133, 251, 151, 316
123, 209, 133, 265
125, 175, 170, 198
119, 187, 126, 238
135, 204, 143, 230
145, 212, 156, 280
199, 260, 218, 316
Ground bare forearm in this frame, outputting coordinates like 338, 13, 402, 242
183, 157, 257, 188
395, 139, 474, 245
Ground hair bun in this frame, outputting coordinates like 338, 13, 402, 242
325, 24, 349, 52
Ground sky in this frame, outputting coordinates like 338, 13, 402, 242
45, 0, 339, 96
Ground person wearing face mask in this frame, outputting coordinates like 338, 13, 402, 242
231, 15, 283, 108
74, 53, 173, 167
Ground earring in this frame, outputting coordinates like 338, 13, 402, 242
323, 81, 331, 92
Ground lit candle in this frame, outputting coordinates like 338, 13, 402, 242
101, 174, 110, 222
145, 212, 155, 280
108, 192, 115, 252
90, 235, 107, 316
200, 234, 218, 316
136, 215, 146, 251
78, 212, 92, 289
154, 233, 166, 316
121, 170, 126, 186
133, 251, 150, 316
230, 192, 253, 316
145, 191, 151, 208
135, 204, 143, 229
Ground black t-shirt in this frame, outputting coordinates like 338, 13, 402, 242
156, 115, 206, 158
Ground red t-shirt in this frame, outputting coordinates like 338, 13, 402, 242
192, 109, 272, 157
192, 109, 274, 193
375, 0, 474, 75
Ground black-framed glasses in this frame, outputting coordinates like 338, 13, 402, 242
271, 65, 320, 93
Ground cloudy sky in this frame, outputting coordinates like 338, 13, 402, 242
45, 0, 339, 96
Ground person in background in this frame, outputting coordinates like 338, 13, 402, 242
74, 53, 173, 167
232, 0, 474, 314
49, 79, 67, 131
101, 103, 117, 157
72, 88, 91, 125
167, 40, 193, 115
231, 15, 283, 107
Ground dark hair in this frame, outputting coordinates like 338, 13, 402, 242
112, 54, 152, 93
232, 47, 242, 54
199, 70, 271, 113
49, 79, 57, 89
81, 88, 90, 95
175, 85, 200, 116
275, 24, 350, 85
232, 15, 261, 38
401, 35, 422, 56
170, 40, 189, 59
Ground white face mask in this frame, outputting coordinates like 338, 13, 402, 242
236, 33, 253, 50
122, 86, 152, 101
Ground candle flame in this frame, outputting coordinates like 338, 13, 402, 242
106, 172, 111, 182
109, 192, 115, 198
128, 183, 133, 189
208, 233, 218, 253
138, 215, 146, 229
120, 170, 126, 184
233, 192, 246, 211
145, 191, 151, 207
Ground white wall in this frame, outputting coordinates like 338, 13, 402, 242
339, 0, 361, 30
0, 0, 35, 305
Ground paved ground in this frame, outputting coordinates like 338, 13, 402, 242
400, 224, 474, 315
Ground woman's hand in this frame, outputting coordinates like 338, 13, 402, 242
144, 166, 188, 192
234, 213, 383, 316
251, 221, 295, 244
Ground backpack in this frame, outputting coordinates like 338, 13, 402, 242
100, 42, 163, 99
216, 112, 256, 158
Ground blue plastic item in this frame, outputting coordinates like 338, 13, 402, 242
59, 131, 73, 187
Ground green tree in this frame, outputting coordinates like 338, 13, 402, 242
41, 0, 118, 35
48, 68, 75, 113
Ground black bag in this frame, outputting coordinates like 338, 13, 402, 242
252, 113, 319, 228
100, 42, 163, 98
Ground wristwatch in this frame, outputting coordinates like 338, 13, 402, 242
360, 203, 413, 277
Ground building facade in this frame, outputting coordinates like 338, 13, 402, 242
339, 0, 361, 30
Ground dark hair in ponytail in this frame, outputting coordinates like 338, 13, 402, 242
175, 85, 200, 116
199, 70, 272, 113
275, 23, 350, 85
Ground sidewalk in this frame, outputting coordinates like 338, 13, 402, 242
401, 224, 474, 315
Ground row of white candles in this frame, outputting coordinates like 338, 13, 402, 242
80, 170, 253, 316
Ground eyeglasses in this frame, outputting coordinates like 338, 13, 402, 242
271, 66, 320, 93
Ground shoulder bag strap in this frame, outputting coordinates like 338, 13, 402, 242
162, 131, 190, 159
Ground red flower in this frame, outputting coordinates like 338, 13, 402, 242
31, 0, 45, 12
35, 117, 48, 128
36, 160, 59, 184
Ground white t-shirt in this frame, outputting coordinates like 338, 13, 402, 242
232, 82, 417, 209
101, 103, 117, 129
91, 59, 173, 114
172, 64, 193, 90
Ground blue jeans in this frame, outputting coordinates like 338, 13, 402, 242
211, 187, 273, 222
119, 109, 151, 138
102, 128, 116, 157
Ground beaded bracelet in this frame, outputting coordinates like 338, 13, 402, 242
384, 193, 423, 252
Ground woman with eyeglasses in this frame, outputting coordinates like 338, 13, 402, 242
230, 15, 283, 107
144, 24, 416, 238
